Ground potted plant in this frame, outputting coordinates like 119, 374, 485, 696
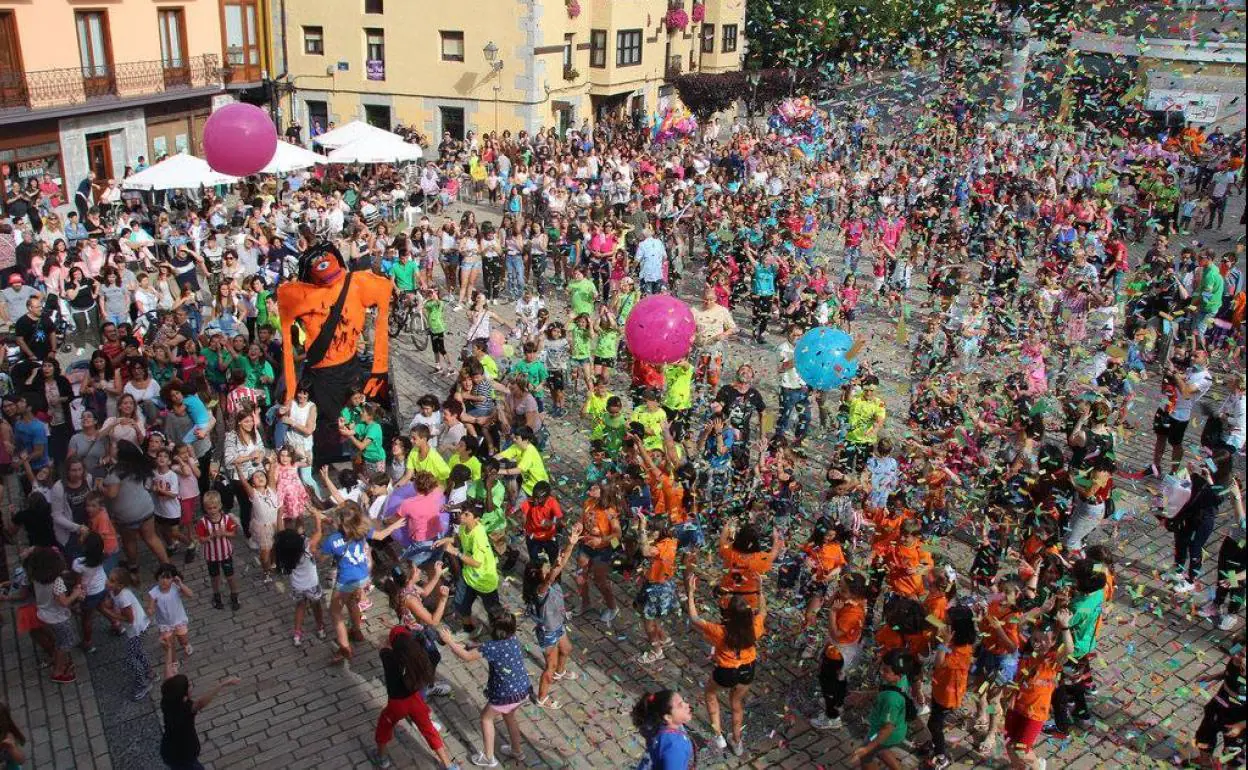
563, 66, 580, 81
665, 7, 690, 31
691, 3, 706, 23
566, 0, 580, 19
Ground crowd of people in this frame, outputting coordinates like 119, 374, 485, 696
0, 78, 1245, 770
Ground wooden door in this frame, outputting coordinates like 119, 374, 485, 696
0, 12, 25, 109
86, 136, 112, 197
75, 11, 115, 98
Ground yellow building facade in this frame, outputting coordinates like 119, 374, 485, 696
0, 0, 278, 210
283, 0, 746, 143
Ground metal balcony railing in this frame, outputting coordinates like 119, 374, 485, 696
666, 55, 683, 78
0, 53, 222, 113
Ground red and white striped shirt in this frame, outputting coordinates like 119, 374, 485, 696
194, 515, 238, 562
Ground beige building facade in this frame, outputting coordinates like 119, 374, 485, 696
284, 0, 746, 144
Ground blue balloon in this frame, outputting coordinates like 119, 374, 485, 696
794, 326, 858, 390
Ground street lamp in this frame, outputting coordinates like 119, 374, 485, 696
746, 71, 761, 118
1001, 13, 1032, 117
483, 41, 503, 133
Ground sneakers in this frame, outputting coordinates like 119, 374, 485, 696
212, 593, 224, 610
929, 755, 951, 770
732, 738, 745, 757
712, 734, 728, 751
639, 648, 665, 664
599, 607, 619, 624
293, 632, 303, 647
810, 715, 842, 730
184, 643, 193, 657
1173, 578, 1198, 594
917, 703, 931, 717
366, 748, 393, 768
427, 681, 452, 697
230, 594, 240, 611
132, 678, 154, 702
470, 753, 498, 767
1218, 614, 1240, 631
316, 626, 327, 640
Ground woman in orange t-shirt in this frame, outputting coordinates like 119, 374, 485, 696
717, 521, 783, 610
1004, 611, 1073, 770
797, 523, 848, 637
687, 575, 766, 757
928, 605, 977, 769
812, 572, 869, 730
573, 481, 622, 622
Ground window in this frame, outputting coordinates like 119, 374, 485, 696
563, 34, 573, 69
306, 99, 329, 132
364, 0, 384, 12
440, 30, 464, 62
700, 23, 715, 54
721, 24, 738, 53
303, 26, 324, 55
589, 29, 606, 68
616, 29, 641, 67
223, 0, 261, 81
158, 10, 186, 67
364, 104, 391, 129
365, 28, 385, 79
75, 12, 112, 78
0, 12, 25, 109
440, 106, 465, 141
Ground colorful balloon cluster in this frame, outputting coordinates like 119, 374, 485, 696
794, 326, 858, 390
769, 96, 827, 160
653, 108, 698, 144
624, 295, 696, 364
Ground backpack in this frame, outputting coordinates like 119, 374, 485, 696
882, 684, 920, 723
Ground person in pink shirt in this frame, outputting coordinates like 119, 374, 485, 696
390, 471, 447, 576
839, 274, 861, 333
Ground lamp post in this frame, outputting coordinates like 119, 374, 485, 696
1000, 13, 1032, 119
746, 71, 761, 119
483, 41, 503, 133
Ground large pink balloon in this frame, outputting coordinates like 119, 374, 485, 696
203, 103, 277, 177
624, 294, 695, 364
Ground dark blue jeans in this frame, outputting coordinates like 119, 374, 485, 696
776, 386, 811, 440
1174, 511, 1217, 581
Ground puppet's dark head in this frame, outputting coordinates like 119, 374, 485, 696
298, 241, 346, 286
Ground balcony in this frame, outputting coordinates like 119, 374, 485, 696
0, 54, 222, 122
666, 55, 683, 79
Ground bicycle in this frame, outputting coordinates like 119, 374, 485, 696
388, 291, 429, 351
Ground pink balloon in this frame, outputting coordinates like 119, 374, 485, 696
203, 103, 277, 177
624, 294, 695, 364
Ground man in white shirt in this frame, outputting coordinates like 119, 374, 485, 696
1148, 349, 1213, 476
1209, 167, 1236, 229
691, 287, 737, 389
774, 324, 811, 445
635, 227, 668, 294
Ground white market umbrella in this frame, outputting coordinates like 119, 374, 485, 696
314, 120, 404, 150
262, 141, 328, 174
121, 153, 238, 190
327, 135, 423, 164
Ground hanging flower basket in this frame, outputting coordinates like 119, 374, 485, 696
665, 8, 690, 31
691, 3, 706, 23
566, 0, 581, 19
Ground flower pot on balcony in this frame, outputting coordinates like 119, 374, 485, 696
566, 0, 581, 19
691, 3, 706, 23
563, 67, 580, 81
664, 8, 689, 31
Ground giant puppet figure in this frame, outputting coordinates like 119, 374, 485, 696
277, 242, 392, 466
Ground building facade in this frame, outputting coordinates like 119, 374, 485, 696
0, 0, 283, 214
282, 0, 746, 144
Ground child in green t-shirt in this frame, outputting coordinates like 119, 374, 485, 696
342, 403, 386, 473
593, 315, 622, 379
569, 314, 595, 395
424, 288, 453, 376
582, 377, 615, 421
567, 268, 598, 318
437, 501, 501, 638
855, 649, 912, 767
509, 341, 549, 394
594, 396, 628, 456
662, 358, 694, 441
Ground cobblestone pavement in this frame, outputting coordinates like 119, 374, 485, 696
3, 188, 1244, 769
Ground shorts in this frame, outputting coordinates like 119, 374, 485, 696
799, 578, 831, 604
159, 623, 189, 638
1153, 408, 1189, 446
535, 623, 565, 649
337, 577, 370, 596
637, 580, 677, 620
593, 356, 616, 368
712, 662, 756, 688
154, 514, 182, 531
120, 515, 154, 531
675, 522, 705, 550
83, 589, 109, 611
973, 648, 1020, 685
570, 357, 590, 371
442, 250, 461, 269
1004, 709, 1044, 750
431, 333, 446, 356
488, 699, 527, 715
50, 619, 79, 651
577, 544, 615, 565
547, 371, 565, 391
461, 258, 482, 272
291, 585, 323, 603
526, 537, 559, 566
206, 558, 235, 577
179, 498, 197, 528
453, 578, 502, 617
